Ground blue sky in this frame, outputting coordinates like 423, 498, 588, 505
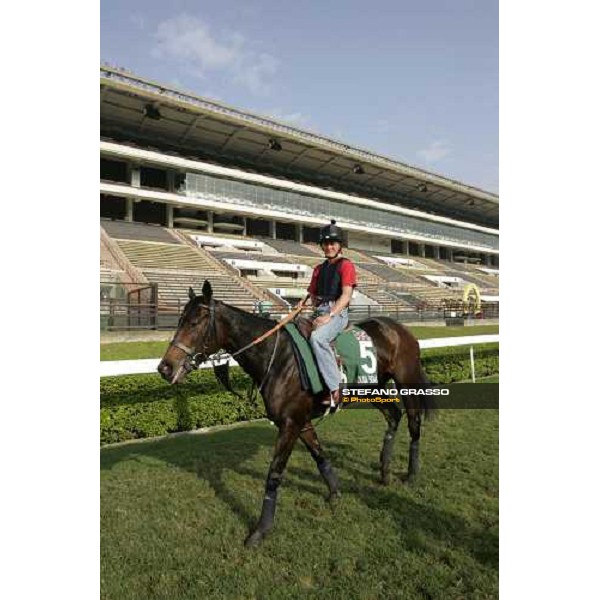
101, 0, 498, 193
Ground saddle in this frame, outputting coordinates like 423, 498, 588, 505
284, 320, 379, 396
294, 316, 315, 341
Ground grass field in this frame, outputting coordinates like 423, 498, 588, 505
100, 324, 499, 361
101, 401, 498, 599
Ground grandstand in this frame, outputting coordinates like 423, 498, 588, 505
100, 65, 499, 329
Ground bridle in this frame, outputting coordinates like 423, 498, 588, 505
168, 300, 218, 373
167, 299, 281, 394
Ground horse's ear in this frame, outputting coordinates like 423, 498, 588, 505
188, 287, 196, 301
202, 280, 213, 302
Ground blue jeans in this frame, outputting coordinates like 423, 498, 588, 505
309, 303, 349, 392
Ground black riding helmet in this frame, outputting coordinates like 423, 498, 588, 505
319, 219, 344, 245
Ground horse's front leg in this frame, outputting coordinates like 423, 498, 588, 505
300, 422, 341, 502
245, 418, 300, 548
406, 408, 422, 482
378, 405, 402, 485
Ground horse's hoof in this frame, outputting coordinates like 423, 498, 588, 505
327, 491, 342, 504
400, 473, 417, 485
244, 530, 265, 548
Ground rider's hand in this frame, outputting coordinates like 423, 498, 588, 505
314, 314, 332, 328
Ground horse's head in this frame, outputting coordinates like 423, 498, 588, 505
158, 280, 224, 384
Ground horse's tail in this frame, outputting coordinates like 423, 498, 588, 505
418, 365, 437, 421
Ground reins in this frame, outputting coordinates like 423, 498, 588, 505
170, 295, 335, 425
169, 297, 307, 398
228, 300, 306, 359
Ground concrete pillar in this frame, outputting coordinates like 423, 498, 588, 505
131, 166, 141, 188
166, 171, 175, 193
166, 205, 174, 228
269, 221, 276, 239
207, 211, 214, 234
296, 223, 303, 243
242, 217, 247, 237
434, 246, 440, 260
401, 240, 409, 255
448, 248, 454, 262
125, 198, 134, 222
485, 255, 492, 267
419, 244, 426, 258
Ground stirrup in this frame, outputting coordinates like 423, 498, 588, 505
322, 390, 342, 413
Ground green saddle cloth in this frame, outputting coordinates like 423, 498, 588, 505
284, 324, 378, 394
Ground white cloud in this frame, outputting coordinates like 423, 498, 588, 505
233, 53, 279, 96
416, 140, 451, 164
153, 15, 278, 95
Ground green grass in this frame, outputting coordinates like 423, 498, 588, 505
411, 324, 498, 340
101, 407, 498, 599
100, 324, 499, 361
101, 341, 171, 361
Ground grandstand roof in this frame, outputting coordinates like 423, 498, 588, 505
100, 65, 498, 228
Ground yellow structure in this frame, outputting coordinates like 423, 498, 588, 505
462, 283, 482, 316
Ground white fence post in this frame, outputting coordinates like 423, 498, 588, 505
470, 345, 476, 383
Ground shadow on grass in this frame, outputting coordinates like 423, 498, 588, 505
101, 420, 497, 569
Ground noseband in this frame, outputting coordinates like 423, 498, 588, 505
169, 300, 218, 373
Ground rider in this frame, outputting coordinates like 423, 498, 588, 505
306, 220, 357, 407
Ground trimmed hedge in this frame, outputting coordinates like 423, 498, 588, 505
422, 343, 499, 384
100, 343, 498, 445
100, 369, 262, 445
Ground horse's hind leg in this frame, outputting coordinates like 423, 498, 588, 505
299, 422, 340, 502
378, 405, 402, 485
405, 401, 422, 483
245, 418, 300, 548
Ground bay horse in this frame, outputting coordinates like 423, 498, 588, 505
158, 281, 435, 547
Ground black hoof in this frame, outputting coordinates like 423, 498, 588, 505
327, 491, 342, 504
400, 472, 417, 485
244, 530, 266, 548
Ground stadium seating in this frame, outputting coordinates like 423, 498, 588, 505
101, 219, 181, 244
356, 262, 425, 284
100, 220, 499, 316
102, 223, 284, 310
261, 238, 320, 257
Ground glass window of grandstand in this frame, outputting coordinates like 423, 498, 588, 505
100, 194, 126, 220
183, 171, 498, 251
101, 158, 128, 184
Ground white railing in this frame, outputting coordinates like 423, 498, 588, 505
100, 334, 499, 378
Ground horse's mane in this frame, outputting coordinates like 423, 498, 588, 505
220, 301, 278, 329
